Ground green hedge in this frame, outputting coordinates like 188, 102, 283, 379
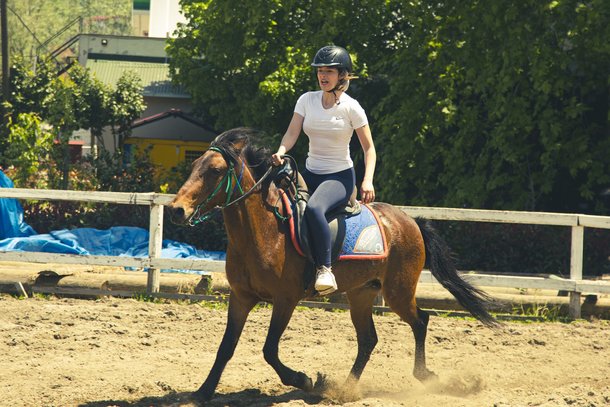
435, 221, 609, 278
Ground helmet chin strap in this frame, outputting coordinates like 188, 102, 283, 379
332, 89, 340, 105
324, 89, 341, 105
329, 73, 348, 104
322, 72, 345, 104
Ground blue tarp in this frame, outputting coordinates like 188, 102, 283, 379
0, 170, 37, 239
0, 170, 225, 274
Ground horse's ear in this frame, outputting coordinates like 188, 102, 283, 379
231, 140, 247, 154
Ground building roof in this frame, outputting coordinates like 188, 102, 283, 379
129, 108, 216, 142
131, 108, 215, 133
86, 59, 189, 98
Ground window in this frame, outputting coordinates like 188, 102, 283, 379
133, 0, 150, 11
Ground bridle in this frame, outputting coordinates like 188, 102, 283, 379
187, 146, 275, 226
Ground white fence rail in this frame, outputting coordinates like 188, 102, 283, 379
1, 187, 609, 318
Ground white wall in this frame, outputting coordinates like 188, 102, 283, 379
148, 0, 187, 38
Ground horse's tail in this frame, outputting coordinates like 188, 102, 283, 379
416, 218, 499, 327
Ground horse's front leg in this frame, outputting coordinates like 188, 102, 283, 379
263, 298, 313, 391
344, 286, 379, 386
194, 292, 257, 401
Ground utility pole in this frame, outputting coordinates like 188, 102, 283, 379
1, 0, 9, 103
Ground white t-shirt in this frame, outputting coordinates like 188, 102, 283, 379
294, 90, 368, 174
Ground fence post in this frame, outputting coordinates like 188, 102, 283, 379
569, 225, 584, 319
147, 202, 164, 294
373, 292, 385, 315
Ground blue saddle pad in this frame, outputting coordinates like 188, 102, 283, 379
338, 204, 387, 260
282, 189, 388, 262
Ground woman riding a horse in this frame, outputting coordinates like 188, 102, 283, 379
169, 47, 497, 403
272, 45, 376, 296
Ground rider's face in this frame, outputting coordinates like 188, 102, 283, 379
317, 67, 340, 91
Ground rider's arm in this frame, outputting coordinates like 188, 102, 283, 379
272, 113, 304, 165
356, 124, 376, 203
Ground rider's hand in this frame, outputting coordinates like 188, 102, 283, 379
271, 152, 285, 166
360, 179, 375, 204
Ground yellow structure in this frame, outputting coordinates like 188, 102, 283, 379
126, 108, 217, 172
124, 138, 209, 170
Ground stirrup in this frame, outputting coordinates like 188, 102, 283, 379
315, 265, 337, 295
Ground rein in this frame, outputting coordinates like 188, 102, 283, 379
271, 155, 300, 222
187, 146, 275, 226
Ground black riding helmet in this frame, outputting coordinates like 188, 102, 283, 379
311, 45, 352, 73
311, 46, 353, 94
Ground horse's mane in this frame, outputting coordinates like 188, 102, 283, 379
210, 127, 272, 181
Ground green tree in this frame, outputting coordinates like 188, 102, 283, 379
110, 70, 145, 152
168, 0, 393, 135
3, 60, 145, 189
45, 75, 80, 189
68, 64, 113, 151
373, 0, 610, 213
168, 0, 609, 214
2, 112, 54, 187
5, 58, 56, 115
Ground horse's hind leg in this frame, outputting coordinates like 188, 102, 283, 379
345, 284, 380, 384
263, 298, 313, 391
384, 265, 436, 382
410, 306, 436, 381
194, 292, 257, 401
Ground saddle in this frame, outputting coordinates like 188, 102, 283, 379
274, 159, 368, 264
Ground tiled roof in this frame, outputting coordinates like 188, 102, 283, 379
86, 59, 189, 98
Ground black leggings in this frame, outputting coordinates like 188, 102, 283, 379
302, 167, 355, 268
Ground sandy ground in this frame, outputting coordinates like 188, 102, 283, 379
0, 294, 609, 407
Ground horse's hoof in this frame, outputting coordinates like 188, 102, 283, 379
313, 372, 332, 394
296, 371, 314, 392
192, 387, 214, 403
414, 368, 438, 383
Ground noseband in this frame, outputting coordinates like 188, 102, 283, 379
187, 146, 275, 226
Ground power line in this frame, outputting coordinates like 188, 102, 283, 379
7, 4, 44, 48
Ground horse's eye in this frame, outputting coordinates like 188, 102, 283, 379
210, 167, 222, 175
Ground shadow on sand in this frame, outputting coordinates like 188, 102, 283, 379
79, 388, 324, 407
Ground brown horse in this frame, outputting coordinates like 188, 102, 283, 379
168, 127, 497, 402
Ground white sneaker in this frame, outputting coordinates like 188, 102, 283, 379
315, 265, 337, 295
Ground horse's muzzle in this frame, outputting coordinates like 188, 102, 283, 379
167, 204, 188, 225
